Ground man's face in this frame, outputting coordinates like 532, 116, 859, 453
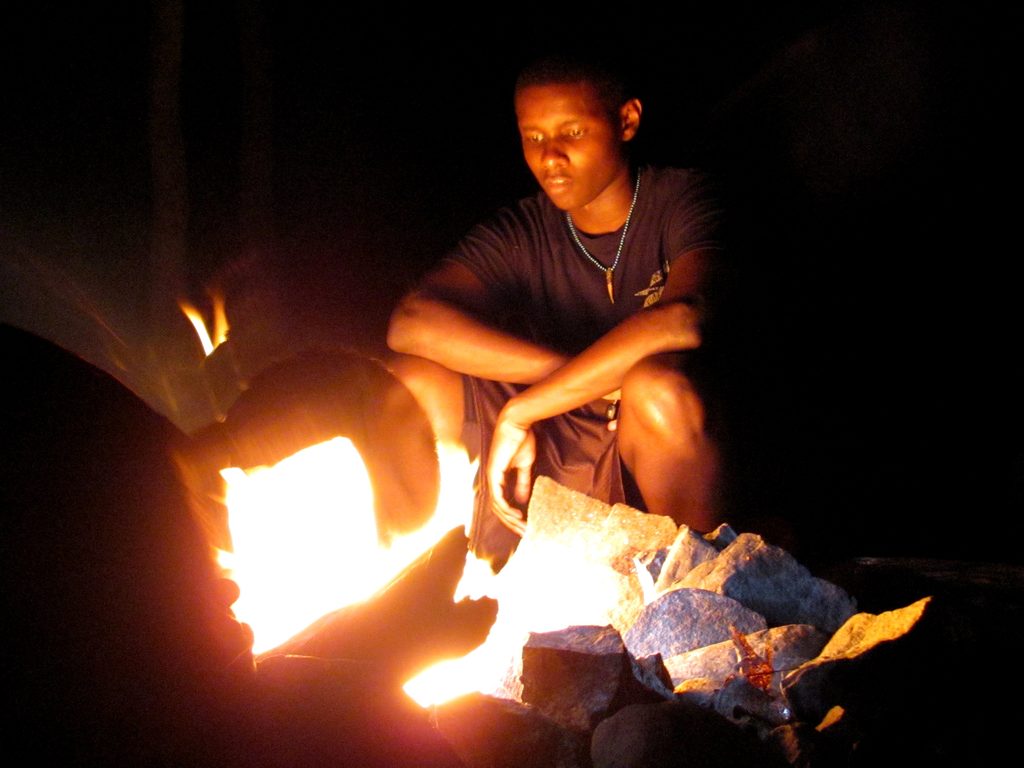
515, 81, 636, 218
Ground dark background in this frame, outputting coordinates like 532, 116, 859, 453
2, 1, 1020, 565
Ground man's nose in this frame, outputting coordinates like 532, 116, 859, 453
541, 140, 567, 166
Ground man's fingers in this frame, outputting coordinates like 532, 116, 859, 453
513, 463, 532, 504
492, 494, 526, 536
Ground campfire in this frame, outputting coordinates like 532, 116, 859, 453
7, 310, 1018, 768
171, 300, 1013, 767
206, 402, 937, 768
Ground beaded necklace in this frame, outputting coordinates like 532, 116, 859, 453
564, 171, 641, 304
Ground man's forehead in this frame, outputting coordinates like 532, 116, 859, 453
515, 81, 610, 125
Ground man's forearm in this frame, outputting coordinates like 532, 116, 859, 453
501, 300, 700, 426
387, 292, 567, 384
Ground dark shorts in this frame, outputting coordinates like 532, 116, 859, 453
460, 349, 728, 566
462, 376, 627, 566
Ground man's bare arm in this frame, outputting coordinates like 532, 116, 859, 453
499, 247, 711, 426
386, 261, 567, 384
486, 248, 713, 532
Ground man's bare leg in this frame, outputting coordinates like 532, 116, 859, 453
384, 353, 466, 446
617, 353, 721, 532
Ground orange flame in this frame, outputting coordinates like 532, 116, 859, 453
404, 532, 635, 707
219, 438, 477, 656
180, 293, 229, 356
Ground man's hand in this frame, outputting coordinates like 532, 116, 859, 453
486, 412, 536, 536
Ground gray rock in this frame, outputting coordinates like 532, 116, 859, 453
706, 676, 793, 731
591, 700, 786, 768
637, 548, 667, 584
664, 624, 829, 688
629, 653, 676, 701
705, 523, 739, 549
654, 526, 719, 593
520, 625, 666, 733
525, 479, 678, 573
782, 596, 933, 724
433, 692, 587, 768
680, 533, 857, 632
673, 677, 792, 735
623, 588, 766, 660
671, 676, 721, 706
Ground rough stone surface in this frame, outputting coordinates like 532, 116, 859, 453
489, 476, 674, 639
705, 523, 738, 550
432, 692, 587, 768
637, 548, 667, 584
680, 533, 857, 632
805, 596, 930, 662
781, 596, 933, 724
519, 625, 666, 733
705, 676, 793, 730
590, 700, 787, 768
767, 722, 823, 768
623, 588, 766, 660
664, 624, 829, 687
629, 654, 676, 701
525, 478, 678, 570
654, 526, 721, 593
671, 677, 720, 704
673, 676, 792, 734
606, 502, 679, 572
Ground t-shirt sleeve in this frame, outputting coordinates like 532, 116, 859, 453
443, 206, 531, 303
662, 171, 726, 261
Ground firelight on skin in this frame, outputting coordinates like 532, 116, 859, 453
514, 81, 642, 234
386, 67, 722, 543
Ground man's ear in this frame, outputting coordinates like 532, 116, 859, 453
620, 98, 642, 142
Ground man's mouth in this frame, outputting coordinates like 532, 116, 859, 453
543, 175, 571, 192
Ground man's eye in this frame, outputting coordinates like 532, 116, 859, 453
567, 127, 585, 139
523, 133, 544, 144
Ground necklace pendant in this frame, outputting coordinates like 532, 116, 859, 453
606, 269, 615, 304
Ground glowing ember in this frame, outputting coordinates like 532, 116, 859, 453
180, 293, 228, 356
219, 438, 476, 656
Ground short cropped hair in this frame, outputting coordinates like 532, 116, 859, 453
514, 53, 635, 117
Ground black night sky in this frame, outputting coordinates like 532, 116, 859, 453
2, 1, 1021, 565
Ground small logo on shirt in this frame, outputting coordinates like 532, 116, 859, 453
636, 267, 667, 307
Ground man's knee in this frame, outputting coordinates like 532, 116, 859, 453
619, 354, 706, 442
383, 353, 465, 444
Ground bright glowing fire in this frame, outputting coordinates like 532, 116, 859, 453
183, 300, 639, 706
403, 538, 639, 707
218, 439, 477, 655
180, 293, 229, 356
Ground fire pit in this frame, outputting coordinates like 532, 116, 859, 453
7, 323, 1020, 767
392, 478, 1024, 767
174, 339, 1024, 768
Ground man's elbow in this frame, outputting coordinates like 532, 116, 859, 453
648, 299, 702, 351
386, 293, 429, 354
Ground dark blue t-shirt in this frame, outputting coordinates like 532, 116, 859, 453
446, 165, 723, 356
